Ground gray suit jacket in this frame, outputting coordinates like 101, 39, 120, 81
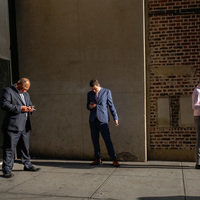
1, 85, 32, 133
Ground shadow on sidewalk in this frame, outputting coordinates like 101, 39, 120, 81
13, 160, 194, 170
139, 196, 199, 200
118, 164, 193, 169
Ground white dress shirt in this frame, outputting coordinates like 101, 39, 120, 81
14, 84, 27, 117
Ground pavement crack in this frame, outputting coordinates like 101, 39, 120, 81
181, 162, 186, 200
88, 167, 118, 199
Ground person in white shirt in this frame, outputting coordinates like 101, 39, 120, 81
192, 82, 200, 169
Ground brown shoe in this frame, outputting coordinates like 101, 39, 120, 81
113, 159, 120, 167
90, 159, 102, 165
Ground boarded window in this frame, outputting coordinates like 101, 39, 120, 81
157, 97, 170, 127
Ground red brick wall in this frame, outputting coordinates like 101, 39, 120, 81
148, 0, 200, 152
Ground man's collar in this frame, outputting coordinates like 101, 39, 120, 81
95, 87, 101, 95
14, 84, 22, 94
97, 87, 101, 93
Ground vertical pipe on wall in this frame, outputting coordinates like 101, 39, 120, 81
143, 0, 147, 161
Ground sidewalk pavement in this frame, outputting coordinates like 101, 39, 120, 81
0, 160, 200, 200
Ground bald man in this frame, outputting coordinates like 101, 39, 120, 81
1, 78, 40, 178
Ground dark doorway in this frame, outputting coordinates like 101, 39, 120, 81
0, 58, 11, 162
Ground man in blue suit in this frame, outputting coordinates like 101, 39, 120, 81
1, 78, 40, 178
87, 79, 119, 166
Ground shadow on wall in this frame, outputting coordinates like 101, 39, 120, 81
139, 197, 199, 200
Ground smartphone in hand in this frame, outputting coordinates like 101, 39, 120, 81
31, 106, 36, 111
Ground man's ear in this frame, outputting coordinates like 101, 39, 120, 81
98, 84, 100, 87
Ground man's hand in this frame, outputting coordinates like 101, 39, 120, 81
114, 120, 119, 126
89, 102, 97, 109
21, 106, 33, 112
27, 106, 34, 112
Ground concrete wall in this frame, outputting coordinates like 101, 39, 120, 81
15, 0, 146, 161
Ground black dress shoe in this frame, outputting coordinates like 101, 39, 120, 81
195, 165, 200, 169
24, 166, 41, 172
3, 172, 14, 178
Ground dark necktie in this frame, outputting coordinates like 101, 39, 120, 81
95, 92, 99, 103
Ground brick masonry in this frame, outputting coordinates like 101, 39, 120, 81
148, 0, 200, 151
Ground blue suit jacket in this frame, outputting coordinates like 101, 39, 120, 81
87, 87, 118, 123
1, 85, 32, 132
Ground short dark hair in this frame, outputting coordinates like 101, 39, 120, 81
90, 79, 99, 87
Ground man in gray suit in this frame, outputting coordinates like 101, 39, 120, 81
1, 78, 40, 178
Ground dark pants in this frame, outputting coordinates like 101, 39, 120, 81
89, 118, 116, 160
2, 130, 32, 173
194, 116, 200, 165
